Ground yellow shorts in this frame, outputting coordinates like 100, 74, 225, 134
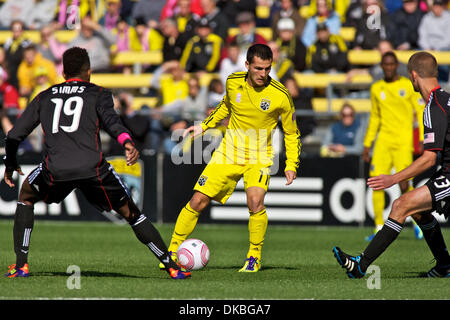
194, 162, 271, 204
370, 141, 413, 177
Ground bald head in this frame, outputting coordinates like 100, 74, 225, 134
407, 51, 438, 78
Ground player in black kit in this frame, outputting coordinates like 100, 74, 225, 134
333, 51, 450, 278
3, 47, 190, 279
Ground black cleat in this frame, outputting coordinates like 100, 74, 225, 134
426, 263, 450, 278
332, 246, 366, 279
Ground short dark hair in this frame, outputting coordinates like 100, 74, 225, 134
407, 51, 438, 78
381, 51, 398, 64
246, 44, 273, 64
63, 47, 90, 78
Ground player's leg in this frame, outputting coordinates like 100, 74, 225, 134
167, 191, 211, 255
6, 165, 65, 278
411, 211, 450, 276
333, 185, 432, 278
239, 166, 270, 272
80, 165, 190, 279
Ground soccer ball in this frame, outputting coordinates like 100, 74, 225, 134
176, 239, 210, 271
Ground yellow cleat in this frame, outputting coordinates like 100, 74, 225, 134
238, 256, 261, 272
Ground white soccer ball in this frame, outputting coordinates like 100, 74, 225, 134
176, 239, 210, 271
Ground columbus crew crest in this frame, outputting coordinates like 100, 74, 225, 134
260, 98, 271, 111
198, 175, 208, 186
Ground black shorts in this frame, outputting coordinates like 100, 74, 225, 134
27, 162, 131, 212
425, 168, 450, 218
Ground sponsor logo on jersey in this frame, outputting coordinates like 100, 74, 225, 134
399, 89, 406, 97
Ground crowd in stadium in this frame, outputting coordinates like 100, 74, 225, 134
0, 0, 449, 157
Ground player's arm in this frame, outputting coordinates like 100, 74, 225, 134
280, 94, 301, 185
3, 97, 41, 187
362, 86, 381, 162
96, 89, 139, 165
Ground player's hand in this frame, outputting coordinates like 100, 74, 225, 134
183, 125, 203, 139
367, 174, 395, 191
3, 167, 24, 188
285, 170, 296, 186
124, 142, 139, 166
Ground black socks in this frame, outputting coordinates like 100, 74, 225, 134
361, 218, 404, 271
13, 202, 34, 268
130, 214, 179, 270
418, 217, 450, 266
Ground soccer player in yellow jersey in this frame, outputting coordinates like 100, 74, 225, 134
363, 51, 424, 241
160, 44, 301, 272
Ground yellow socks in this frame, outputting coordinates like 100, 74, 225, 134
247, 208, 268, 260
168, 202, 200, 253
372, 189, 385, 231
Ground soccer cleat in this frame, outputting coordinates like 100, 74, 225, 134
5, 264, 29, 278
168, 267, 191, 279
414, 224, 424, 240
159, 251, 178, 270
238, 256, 260, 272
332, 247, 366, 279
426, 263, 450, 278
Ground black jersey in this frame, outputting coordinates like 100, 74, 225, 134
423, 86, 450, 168
4, 79, 133, 181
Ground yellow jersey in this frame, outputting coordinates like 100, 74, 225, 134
364, 76, 424, 150
201, 72, 301, 172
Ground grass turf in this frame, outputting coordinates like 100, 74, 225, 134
0, 220, 449, 300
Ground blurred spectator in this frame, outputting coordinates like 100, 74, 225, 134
417, 0, 450, 51
321, 103, 365, 157
150, 75, 208, 154
99, 0, 122, 31
29, 66, 52, 101
37, 24, 67, 75
303, 0, 352, 23
346, 39, 409, 83
271, 0, 306, 39
0, 67, 20, 111
68, 16, 116, 72
175, 0, 202, 40
274, 18, 306, 72
0, 0, 34, 29
208, 77, 224, 107
306, 23, 349, 73
217, 0, 257, 26
109, 91, 151, 155
150, 60, 189, 106
385, 0, 404, 13
28, 0, 59, 30
131, 0, 166, 28
160, 18, 189, 62
180, 18, 223, 73
352, 0, 390, 49
283, 76, 316, 139
343, 0, 364, 28
301, 0, 342, 47
198, 0, 231, 40
267, 41, 295, 83
17, 44, 58, 98
388, 0, 424, 50
225, 12, 267, 59
219, 39, 246, 86
161, 0, 204, 22
3, 20, 32, 89
134, 18, 164, 52
110, 17, 140, 54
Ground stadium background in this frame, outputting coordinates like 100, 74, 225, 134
0, 0, 449, 228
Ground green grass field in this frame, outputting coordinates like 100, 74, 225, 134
1, 220, 449, 301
